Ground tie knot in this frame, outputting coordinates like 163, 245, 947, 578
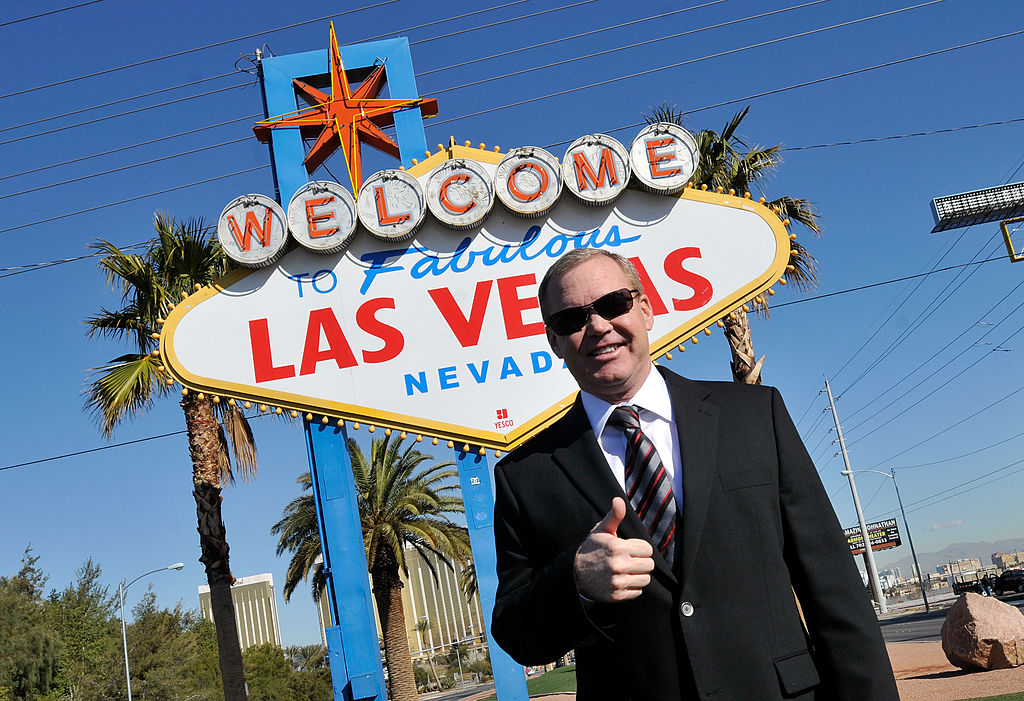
609, 404, 642, 431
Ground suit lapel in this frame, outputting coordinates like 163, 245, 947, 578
661, 370, 719, 588
551, 395, 679, 584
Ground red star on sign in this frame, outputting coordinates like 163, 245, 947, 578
253, 23, 438, 191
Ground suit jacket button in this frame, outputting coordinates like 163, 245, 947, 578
680, 602, 694, 617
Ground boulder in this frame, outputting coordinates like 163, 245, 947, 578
941, 592, 1024, 670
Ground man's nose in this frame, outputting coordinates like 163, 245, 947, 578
583, 311, 613, 333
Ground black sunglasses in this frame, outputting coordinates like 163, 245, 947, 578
545, 288, 640, 336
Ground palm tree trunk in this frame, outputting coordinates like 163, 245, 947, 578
371, 559, 417, 701
182, 393, 248, 701
722, 307, 764, 385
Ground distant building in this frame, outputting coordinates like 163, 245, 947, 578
199, 573, 282, 650
937, 558, 982, 576
992, 552, 1024, 570
317, 545, 484, 659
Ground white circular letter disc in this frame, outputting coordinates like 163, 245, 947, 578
561, 134, 630, 206
495, 147, 563, 217
217, 194, 289, 268
286, 181, 357, 254
426, 160, 495, 230
357, 170, 426, 241
630, 122, 698, 194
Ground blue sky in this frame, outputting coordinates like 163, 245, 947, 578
2, 0, 1023, 646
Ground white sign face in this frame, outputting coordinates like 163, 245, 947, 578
494, 147, 563, 217
217, 194, 290, 267
357, 169, 426, 241
287, 181, 358, 254
425, 159, 495, 229
562, 134, 631, 206
164, 170, 789, 451
630, 123, 698, 194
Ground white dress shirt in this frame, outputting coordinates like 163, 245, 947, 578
580, 366, 683, 511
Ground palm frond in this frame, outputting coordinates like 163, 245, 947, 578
84, 354, 168, 436
218, 406, 258, 482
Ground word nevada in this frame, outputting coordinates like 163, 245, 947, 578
216, 123, 699, 267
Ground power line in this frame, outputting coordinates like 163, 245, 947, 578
781, 117, 1024, 151
0, 137, 252, 201
0, 0, 401, 101
441, 10, 1013, 130
0, 81, 254, 147
0, 115, 260, 183
0, 244, 146, 280
431, 0, 829, 97
897, 429, 1024, 470
416, 0, 728, 77
771, 255, 1007, 308
408, 0, 598, 47
0, 71, 239, 135
0, 0, 103, 28
0, 430, 186, 472
0, 165, 269, 237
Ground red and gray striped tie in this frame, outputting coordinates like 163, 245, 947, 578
610, 404, 677, 568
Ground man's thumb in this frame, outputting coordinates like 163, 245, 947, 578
594, 497, 626, 535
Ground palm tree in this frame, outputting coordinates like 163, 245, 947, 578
272, 434, 471, 701
84, 213, 254, 700
413, 618, 443, 690
646, 104, 821, 383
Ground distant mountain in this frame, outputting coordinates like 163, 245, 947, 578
877, 536, 1024, 576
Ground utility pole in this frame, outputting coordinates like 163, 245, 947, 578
824, 376, 887, 614
890, 467, 930, 612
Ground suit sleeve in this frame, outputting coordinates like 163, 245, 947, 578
491, 459, 611, 665
772, 387, 899, 700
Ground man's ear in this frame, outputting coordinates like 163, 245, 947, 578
639, 294, 655, 332
546, 328, 563, 358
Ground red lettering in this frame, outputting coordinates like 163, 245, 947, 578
227, 208, 274, 251
439, 174, 475, 215
628, 257, 668, 315
497, 273, 545, 340
305, 196, 339, 238
645, 138, 681, 178
664, 247, 714, 311
374, 186, 411, 225
299, 308, 358, 375
573, 147, 618, 191
356, 298, 404, 363
249, 318, 295, 382
507, 162, 549, 202
429, 281, 492, 348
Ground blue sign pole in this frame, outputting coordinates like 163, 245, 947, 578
305, 421, 387, 701
454, 447, 529, 701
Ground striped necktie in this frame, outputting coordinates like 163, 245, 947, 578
609, 404, 677, 567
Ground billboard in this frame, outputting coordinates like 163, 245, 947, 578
160, 134, 792, 453
845, 518, 901, 555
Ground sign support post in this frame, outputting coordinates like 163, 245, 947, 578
455, 447, 529, 701
305, 421, 388, 701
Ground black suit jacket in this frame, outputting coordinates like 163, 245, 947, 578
491, 369, 898, 700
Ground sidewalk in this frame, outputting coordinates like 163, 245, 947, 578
464, 643, 1024, 700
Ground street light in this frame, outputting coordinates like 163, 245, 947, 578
840, 469, 929, 613
119, 562, 184, 700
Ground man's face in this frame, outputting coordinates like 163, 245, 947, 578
544, 256, 655, 404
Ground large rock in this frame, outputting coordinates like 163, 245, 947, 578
941, 592, 1024, 670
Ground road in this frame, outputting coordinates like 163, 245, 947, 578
426, 681, 495, 701
879, 597, 1024, 643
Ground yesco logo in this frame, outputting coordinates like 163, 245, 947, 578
216, 123, 698, 268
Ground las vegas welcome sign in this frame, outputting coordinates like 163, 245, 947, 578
159, 125, 792, 453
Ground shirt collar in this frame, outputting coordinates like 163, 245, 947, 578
580, 365, 672, 438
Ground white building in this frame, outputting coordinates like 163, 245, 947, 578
199, 573, 282, 650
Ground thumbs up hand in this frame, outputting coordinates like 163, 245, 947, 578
573, 497, 655, 602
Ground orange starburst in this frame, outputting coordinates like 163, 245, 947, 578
253, 23, 438, 191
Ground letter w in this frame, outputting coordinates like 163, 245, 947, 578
573, 148, 618, 191
227, 209, 274, 251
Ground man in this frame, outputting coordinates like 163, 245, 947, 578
491, 249, 897, 700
